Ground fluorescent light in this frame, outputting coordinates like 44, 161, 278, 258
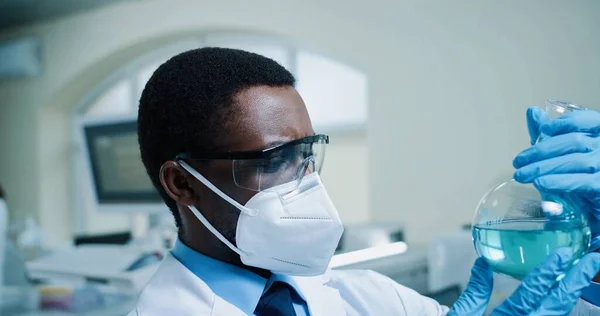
329, 241, 409, 268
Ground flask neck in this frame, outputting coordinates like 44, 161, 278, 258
536, 99, 587, 144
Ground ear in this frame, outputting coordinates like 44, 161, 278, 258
159, 161, 197, 206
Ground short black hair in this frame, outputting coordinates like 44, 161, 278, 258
138, 47, 295, 230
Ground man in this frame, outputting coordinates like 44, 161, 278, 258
129, 47, 600, 315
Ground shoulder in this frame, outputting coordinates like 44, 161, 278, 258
327, 269, 418, 302
326, 269, 448, 315
131, 253, 230, 316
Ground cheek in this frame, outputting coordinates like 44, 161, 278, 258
194, 183, 250, 243
192, 173, 258, 218
189, 166, 259, 239
195, 163, 256, 204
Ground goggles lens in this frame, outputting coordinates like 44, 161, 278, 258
177, 135, 328, 193
233, 139, 326, 192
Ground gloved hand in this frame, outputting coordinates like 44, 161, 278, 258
447, 258, 492, 316
449, 250, 600, 316
513, 107, 600, 250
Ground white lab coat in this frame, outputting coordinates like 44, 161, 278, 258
128, 253, 600, 315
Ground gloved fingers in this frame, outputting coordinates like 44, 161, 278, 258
533, 174, 600, 220
542, 110, 600, 137
527, 107, 551, 145
532, 173, 600, 195
513, 133, 598, 169
514, 151, 600, 183
448, 258, 493, 316
533, 252, 600, 315
494, 248, 573, 316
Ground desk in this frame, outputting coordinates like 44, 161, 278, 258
13, 298, 135, 316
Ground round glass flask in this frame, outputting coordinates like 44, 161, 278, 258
472, 99, 591, 280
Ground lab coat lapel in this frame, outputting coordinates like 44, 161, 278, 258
135, 254, 249, 316
212, 296, 248, 316
289, 272, 346, 316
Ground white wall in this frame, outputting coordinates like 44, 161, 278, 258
322, 133, 370, 225
365, 1, 600, 243
0, 0, 599, 244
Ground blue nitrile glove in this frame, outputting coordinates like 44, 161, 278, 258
525, 106, 552, 145
513, 107, 600, 251
494, 250, 600, 315
448, 250, 600, 316
448, 258, 493, 315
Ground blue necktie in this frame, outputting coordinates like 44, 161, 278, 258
254, 281, 298, 316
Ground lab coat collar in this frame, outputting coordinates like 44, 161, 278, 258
134, 252, 346, 316
284, 271, 346, 315
171, 239, 267, 315
170, 239, 345, 315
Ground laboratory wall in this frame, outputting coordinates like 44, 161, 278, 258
0, 0, 599, 245
368, 2, 600, 243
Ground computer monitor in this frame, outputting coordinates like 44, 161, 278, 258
79, 116, 165, 213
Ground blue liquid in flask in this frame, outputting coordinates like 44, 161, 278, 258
473, 220, 590, 280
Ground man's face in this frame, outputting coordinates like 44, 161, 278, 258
180, 85, 314, 246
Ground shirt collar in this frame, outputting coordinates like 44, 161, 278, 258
171, 239, 267, 314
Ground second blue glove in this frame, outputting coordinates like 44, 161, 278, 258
514, 107, 600, 251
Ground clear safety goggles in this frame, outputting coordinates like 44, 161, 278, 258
176, 134, 328, 192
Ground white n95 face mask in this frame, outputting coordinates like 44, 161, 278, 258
178, 160, 344, 276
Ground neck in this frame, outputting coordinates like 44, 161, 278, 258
180, 229, 271, 279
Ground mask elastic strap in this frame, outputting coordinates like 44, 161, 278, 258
186, 204, 246, 257
177, 160, 258, 216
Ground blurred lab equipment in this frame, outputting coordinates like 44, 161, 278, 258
26, 244, 162, 294
428, 231, 477, 297
333, 226, 478, 307
78, 116, 176, 246
333, 222, 440, 298
79, 116, 163, 212
472, 100, 591, 280
2, 117, 178, 315
1, 194, 40, 314
6, 241, 160, 315
74, 231, 132, 246
337, 222, 404, 253
3, 241, 30, 288
331, 240, 428, 292
17, 217, 47, 261
0, 179, 162, 315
